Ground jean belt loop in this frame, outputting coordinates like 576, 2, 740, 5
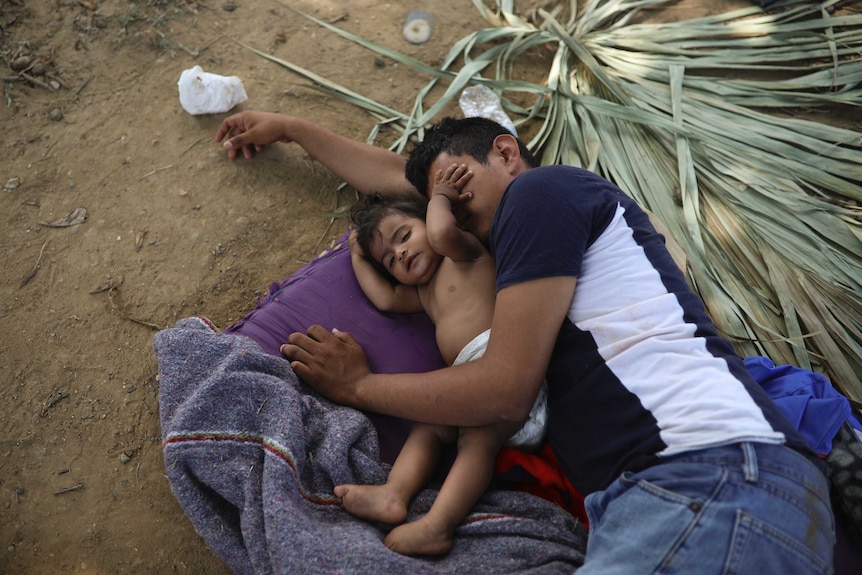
741, 442, 758, 483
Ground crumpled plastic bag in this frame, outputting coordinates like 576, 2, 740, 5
459, 85, 517, 136
177, 65, 248, 115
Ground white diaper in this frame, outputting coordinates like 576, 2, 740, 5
454, 329, 549, 450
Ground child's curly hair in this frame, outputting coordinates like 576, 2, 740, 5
349, 193, 429, 280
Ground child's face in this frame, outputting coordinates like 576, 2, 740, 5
369, 212, 443, 286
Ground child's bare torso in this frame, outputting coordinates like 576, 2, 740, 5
418, 254, 496, 365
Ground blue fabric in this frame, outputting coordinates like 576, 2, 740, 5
745, 356, 852, 456
579, 442, 834, 575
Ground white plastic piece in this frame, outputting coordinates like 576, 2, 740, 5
458, 85, 518, 136
403, 11, 434, 44
177, 65, 248, 116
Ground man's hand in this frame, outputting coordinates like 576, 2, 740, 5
215, 111, 292, 160
280, 325, 371, 406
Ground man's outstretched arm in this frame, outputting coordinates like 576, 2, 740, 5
216, 111, 417, 198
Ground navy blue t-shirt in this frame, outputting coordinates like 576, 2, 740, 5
490, 165, 811, 494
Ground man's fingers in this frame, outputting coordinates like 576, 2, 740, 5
221, 132, 243, 150
283, 325, 330, 353
215, 115, 243, 142
282, 330, 316, 359
305, 324, 334, 342
331, 328, 355, 345
282, 326, 354, 361
279, 346, 313, 381
279, 325, 369, 406
214, 122, 229, 143
280, 342, 304, 362
289, 360, 310, 380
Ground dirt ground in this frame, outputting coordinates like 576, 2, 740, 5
0, 1, 534, 573
0, 1, 855, 574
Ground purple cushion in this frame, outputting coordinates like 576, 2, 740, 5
225, 231, 446, 463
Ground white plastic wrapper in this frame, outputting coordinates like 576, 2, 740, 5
458, 85, 517, 136
177, 66, 248, 115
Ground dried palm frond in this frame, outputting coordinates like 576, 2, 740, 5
257, 0, 862, 402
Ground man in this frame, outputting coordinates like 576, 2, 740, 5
219, 112, 834, 573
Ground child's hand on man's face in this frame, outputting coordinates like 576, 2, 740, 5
432, 163, 473, 203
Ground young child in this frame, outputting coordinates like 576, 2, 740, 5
336, 164, 548, 556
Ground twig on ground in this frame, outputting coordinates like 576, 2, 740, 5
41, 390, 69, 416
138, 164, 174, 181
54, 484, 84, 495
20, 239, 49, 287
180, 138, 202, 156
18, 72, 54, 91
106, 287, 163, 330
75, 74, 94, 99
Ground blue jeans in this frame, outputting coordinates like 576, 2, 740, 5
578, 442, 835, 574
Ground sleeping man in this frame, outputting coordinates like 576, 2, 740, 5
218, 110, 836, 574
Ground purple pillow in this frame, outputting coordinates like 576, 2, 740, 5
225, 231, 446, 463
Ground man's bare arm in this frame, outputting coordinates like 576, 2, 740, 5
283, 275, 576, 426
216, 111, 417, 198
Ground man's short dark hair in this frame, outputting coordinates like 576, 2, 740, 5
405, 117, 539, 197
349, 193, 428, 280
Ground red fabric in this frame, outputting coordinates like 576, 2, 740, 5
494, 444, 588, 528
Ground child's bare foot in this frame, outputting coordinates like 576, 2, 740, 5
383, 516, 454, 556
334, 484, 408, 525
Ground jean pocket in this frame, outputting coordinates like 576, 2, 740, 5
585, 472, 705, 572
626, 472, 705, 508
621, 464, 722, 511
724, 510, 832, 575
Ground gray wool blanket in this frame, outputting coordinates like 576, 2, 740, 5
153, 317, 587, 575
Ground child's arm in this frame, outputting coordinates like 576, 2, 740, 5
426, 164, 486, 261
349, 231, 424, 313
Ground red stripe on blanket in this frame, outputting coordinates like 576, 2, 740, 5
165, 433, 588, 525
164, 432, 340, 507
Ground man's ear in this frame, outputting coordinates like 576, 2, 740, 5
492, 134, 523, 174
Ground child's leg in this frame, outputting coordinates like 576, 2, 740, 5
335, 423, 456, 525
384, 422, 516, 556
